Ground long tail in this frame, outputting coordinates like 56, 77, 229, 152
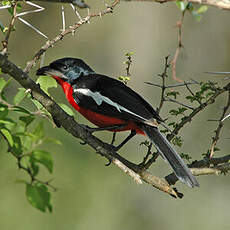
141, 125, 199, 187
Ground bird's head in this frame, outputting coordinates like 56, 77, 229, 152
36, 57, 95, 84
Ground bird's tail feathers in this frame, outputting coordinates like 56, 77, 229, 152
141, 125, 199, 187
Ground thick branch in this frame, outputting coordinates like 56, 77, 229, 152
122, 0, 230, 10
17, 0, 90, 8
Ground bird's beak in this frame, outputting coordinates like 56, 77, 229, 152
36, 66, 68, 80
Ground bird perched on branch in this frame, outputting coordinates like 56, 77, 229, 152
37, 57, 199, 188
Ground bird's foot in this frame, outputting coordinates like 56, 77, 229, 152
80, 124, 127, 134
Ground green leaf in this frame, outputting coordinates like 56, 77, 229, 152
176, 1, 188, 11
29, 160, 39, 177
0, 104, 9, 119
0, 118, 16, 125
0, 78, 11, 100
32, 150, 53, 173
45, 137, 62, 146
33, 122, 44, 142
196, 5, 208, 14
12, 135, 23, 156
14, 88, 27, 105
58, 103, 75, 116
36, 76, 57, 95
19, 115, 35, 127
125, 51, 134, 56
169, 107, 187, 116
12, 106, 31, 114
180, 152, 192, 162
7, 3, 22, 15
172, 136, 183, 147
0, 118, 16, 130
31, 99, 43, 110
0, 20, 5, 33
26, 183, 52, 212
166, 91, 180, 99
0, 78, 7, 92
0, 128, 14, 146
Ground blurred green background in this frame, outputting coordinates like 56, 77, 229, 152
0, 1, 230, 230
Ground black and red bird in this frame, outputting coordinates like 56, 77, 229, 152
37, 57, 199, 188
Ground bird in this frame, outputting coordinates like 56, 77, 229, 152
36, 57, 199, 188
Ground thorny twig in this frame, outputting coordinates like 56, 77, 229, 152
171, 10, 186, 82
164, 97, 195, 110
0, 131, 57, 191
145, 80, 198, 89
167, 84, 230, 141
24, 0, 120, 73
209, 91, 230, 157
1, 2, 18, 54
157, 55, 170, 113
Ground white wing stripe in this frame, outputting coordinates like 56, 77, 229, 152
74, 88, 147, 121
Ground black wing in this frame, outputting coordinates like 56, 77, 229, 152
72, 74, 162, 123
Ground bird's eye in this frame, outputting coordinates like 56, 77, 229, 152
62, 65, 68, 70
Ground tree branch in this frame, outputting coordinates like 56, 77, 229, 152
165, 154, 230, 184
167, 84, 230, 141
122, 0, 230, 10
24, 0, 120, 73
209, 90, 230, 157
14, 0, 230, 10
1, 2, 18, 54
17, 0, 90, 8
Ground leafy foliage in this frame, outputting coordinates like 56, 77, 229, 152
26, 182, 52, 212
176, 1, 208, 21
0, 77, 64, 212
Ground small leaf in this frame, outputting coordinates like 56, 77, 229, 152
36, 76, 57, 95
172, 136, 183, 147
125, 51, 134, 56
14, 88, 27, 105
26, 183, 52, 212
0, 128, 14, 146
29, 160, 39, 177
31, 99, 43, 110
0, 78, 7, 92
19, 115, 35, 127
12, 135, 23, 156
12, 106, 31, 114
166, 91, 180, 99
33, 122, 44, 142
0, 20, 5, 33
32, 150, 53, 173
0, 103, 8, 119
58, 103, 75, 116
45, 137, 62, 146
176, 1, 188, 11
196, 5, 208, 14
0, 118, 16, 130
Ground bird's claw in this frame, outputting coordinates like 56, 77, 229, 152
105, 159, 112, 166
